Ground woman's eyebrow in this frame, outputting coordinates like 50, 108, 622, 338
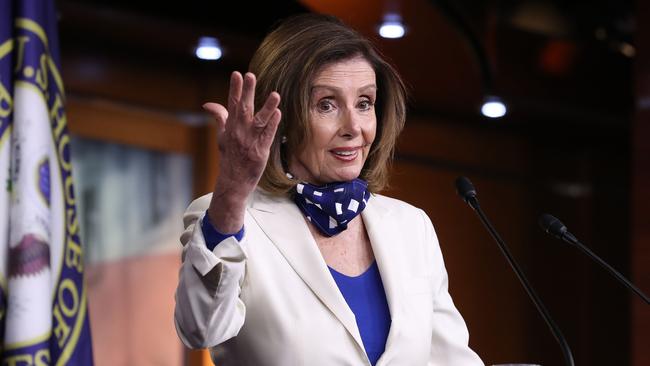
311, 85, 340, 94
310, 84, 377, 94
358, 84, 377, 93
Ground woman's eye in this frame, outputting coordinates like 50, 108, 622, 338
358, 99, 374, 111
317, 100, 334, 112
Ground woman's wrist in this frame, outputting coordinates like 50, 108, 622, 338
208, 180, 250, 233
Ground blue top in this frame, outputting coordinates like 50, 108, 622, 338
201, 210, 244, 250
329, 262, 391, 365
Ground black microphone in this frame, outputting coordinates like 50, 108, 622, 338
455, 177, 575, 366
455, 175, 479, 209
539, 214, 649, 305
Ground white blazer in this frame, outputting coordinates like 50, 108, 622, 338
174, 188, 483, 366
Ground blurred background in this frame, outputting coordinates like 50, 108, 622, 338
55, 0, 647, 365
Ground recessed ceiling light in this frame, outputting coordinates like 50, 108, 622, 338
379, 14, 405, 39
481, 96, 507, 118
195, 37, 222, 60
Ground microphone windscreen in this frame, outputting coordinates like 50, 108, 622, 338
455, 176, 477, 202
539, 213, 567, 238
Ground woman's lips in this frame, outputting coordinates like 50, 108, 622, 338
330, 147, 361, 162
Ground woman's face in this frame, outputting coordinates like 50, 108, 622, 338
289, 57, 377, 185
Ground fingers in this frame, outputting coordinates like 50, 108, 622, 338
239, 73, 256, 119
253, 92, 281, 128
204, 71, 280, 144
202, 102, 229, 134
228, 72, 243, 113
260, 109, 282, 147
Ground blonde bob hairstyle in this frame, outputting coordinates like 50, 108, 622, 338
250, 13, 406, 195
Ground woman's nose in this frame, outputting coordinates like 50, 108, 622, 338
340, 108, 361, 137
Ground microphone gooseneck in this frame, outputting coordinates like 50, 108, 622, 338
455, 177, 575, 366
539, 214, 650, 305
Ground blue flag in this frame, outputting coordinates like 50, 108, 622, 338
0, 0, 94, 365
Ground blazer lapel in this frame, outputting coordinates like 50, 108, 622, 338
247, 190, 366, 352
362, 195, 405, 365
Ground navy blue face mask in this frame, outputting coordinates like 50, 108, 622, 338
292, 178, 371, 237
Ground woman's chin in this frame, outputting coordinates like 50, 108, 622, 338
324, 168, 362, 183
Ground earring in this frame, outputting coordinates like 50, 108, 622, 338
281, 136, 288, 144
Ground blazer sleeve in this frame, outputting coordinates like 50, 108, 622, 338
174, 197, 248, 349
420, 210, 484, 366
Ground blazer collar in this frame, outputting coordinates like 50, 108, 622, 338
248, 189, 404, 363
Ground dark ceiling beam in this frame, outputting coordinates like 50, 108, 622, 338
58, 0, 260, 69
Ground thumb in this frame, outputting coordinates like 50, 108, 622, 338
202, 102, 229, 134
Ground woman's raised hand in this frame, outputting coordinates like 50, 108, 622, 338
203, 71, 281, 233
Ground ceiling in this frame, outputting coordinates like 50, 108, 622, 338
57, 0, 635, 131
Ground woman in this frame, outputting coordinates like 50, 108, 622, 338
174, 13, 483, 366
